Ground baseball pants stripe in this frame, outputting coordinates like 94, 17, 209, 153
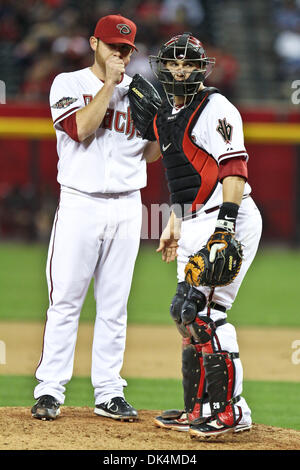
34, 188, 142, 404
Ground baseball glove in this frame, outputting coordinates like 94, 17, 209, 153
184, 231, 243, 287
128, 73, 162, 141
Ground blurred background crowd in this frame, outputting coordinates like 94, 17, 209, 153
0, 0, 300, 242
1, 0, 300, 103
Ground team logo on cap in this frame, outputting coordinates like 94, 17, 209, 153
117, 23, 131, 35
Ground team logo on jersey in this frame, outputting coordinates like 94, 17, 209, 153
51, 97, 78, 109
116, 23, 131, 35
216, 118, 233, 144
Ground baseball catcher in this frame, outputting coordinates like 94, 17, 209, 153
151, 32, 262, 438
128, 73, 162, 140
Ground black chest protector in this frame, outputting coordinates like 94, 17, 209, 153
154, 87, 220, 218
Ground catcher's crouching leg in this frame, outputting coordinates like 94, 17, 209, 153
180, 310, 251, 436
189, 350, 252, 438
172, 283, 209, 426
154, 282, 202, 432
180, 297, 228, 427
182, 343, 208, 425
180, 289, 249, 432
154, 342, 207, 432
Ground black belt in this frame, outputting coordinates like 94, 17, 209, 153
196, 347, 240, 359
205, 205, 221, 214
204, 194, 250, 214
209, 301, 226, 313
214, 318, 227, 328
230, 394, 241, 404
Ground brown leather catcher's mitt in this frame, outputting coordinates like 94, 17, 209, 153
184, 231, 243, 287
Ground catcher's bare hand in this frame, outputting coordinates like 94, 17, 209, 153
156, 237, 178, 263
157, 212, 181, 263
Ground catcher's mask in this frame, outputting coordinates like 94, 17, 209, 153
149, 33, 215, 107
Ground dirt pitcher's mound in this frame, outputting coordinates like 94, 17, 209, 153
0, 407, 299, 451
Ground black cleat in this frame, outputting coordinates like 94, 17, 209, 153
31, 395, 61, 421
189, 416, 252, 438
154, 409, 208, 432
94, 397, 138, 421
154, 409, 190, 432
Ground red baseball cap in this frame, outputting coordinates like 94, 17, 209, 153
94, 14, 137, 50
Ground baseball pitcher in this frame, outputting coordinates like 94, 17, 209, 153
31, 14, 160, 422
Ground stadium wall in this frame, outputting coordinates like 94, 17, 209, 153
0, 103, 299, 243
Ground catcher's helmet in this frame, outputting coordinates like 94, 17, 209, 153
149, 33, 215, 105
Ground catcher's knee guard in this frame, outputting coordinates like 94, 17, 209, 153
203, 351, 240, 427
180, 286, 217, 346
184, 315, 218, 346
170, 281, 191, 338
182, 344, 208, 424
181, 287, 206, 325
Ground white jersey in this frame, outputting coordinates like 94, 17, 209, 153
174, 93, 262, 428
172, 91, 251, 213
50, 67, 148, 193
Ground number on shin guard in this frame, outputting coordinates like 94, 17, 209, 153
203, 351, 239, 423
182, 344, 206, 423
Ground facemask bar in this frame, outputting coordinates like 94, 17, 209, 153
149, 35, 215, 107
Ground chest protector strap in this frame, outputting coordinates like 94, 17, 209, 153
182, 94, 219, 212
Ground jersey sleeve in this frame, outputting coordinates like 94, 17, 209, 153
206, 96, 248, 165
49, 73, 83, 130
218, 156, 248, 182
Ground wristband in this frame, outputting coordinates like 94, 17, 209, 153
215, 202, 239, 233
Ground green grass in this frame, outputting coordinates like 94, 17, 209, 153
0, 242, 300, 326
0, 375, 299, 431
0, 375, 184, 411
228, 247, 300, 327
0, 243, 49, 321
1, 243, 299, 433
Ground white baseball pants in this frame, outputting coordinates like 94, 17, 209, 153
34, 187, 142, 405
177, 196, 262, 420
